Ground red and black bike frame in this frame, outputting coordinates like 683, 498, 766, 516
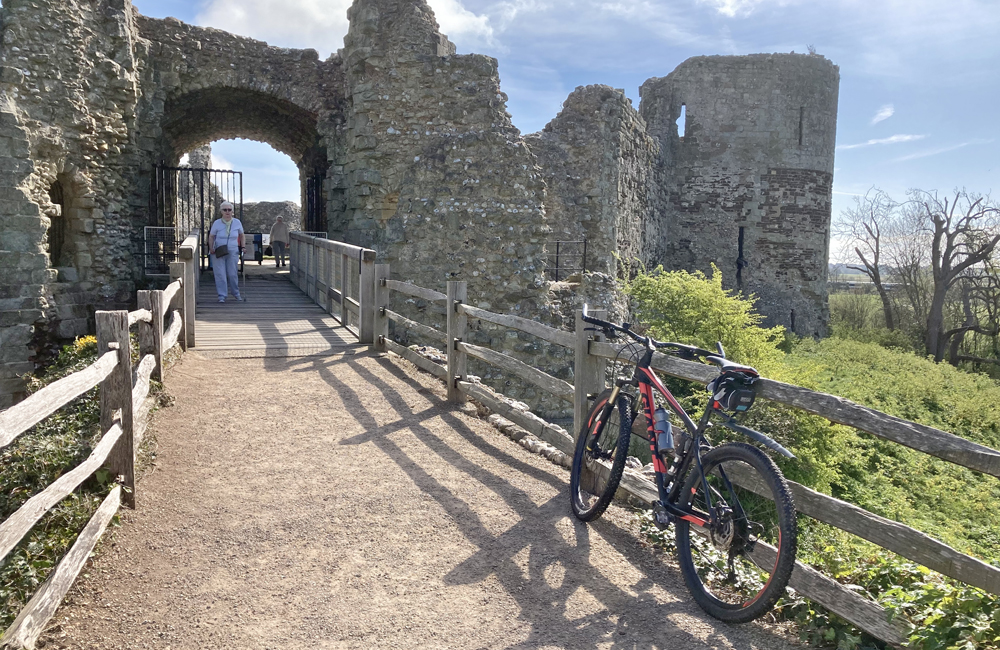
594, 344, 719, 531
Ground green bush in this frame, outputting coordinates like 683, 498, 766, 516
626, 264, 786, 373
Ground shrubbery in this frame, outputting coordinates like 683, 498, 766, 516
626, 266, 1000, 649
626, 264, 787, 373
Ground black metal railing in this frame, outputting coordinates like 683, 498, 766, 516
150, 165, 243, 272
545, 240, 588, 281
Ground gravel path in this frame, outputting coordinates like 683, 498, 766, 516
39, 350, 804, 649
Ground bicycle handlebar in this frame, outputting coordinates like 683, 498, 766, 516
581, 304, 718, 362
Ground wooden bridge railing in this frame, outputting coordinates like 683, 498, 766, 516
352, 273, 1000, 647
289, 232, 376, 343
0, 231, 199, 649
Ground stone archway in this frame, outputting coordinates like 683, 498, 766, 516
154, 87, 333, 232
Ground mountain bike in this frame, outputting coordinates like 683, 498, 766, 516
570, 306, 797, 623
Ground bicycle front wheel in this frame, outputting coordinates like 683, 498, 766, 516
569, 389, 632, 522
675, 442, 797, 623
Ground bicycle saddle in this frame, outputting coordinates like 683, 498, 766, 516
706, 356, 759, 376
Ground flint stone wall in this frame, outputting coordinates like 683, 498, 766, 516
531, 55, 839, 339
0, 0, 838, 409
640, 54, 839, 337
241, 202, 301, 234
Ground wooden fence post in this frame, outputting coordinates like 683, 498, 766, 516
149, 291, 165, 381
96, 310, 135, 509
137, 290, 164, 381
373, 264, 390, 353
169, 262, 187, 352
176, 244, 196, 349
324, 244, 333, 314
574, 309, 607, 437
447, 281, 468, 403
310, 239, 318, 301
359, 250, 377, 345
136, 289, 154, 369
340, 252, 350, 327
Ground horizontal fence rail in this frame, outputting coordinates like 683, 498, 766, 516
0, 231, 198, 650
0, 351, 118, 448
363, 272, 1000, 648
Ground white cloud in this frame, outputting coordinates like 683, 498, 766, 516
211, 151, 236, 171
870, 104, 894, 125
196, 0, 492, 56
431, 0, 493, 44
196, 0, 351, 56
893, 139, 994, 162
695, 0, 795, 17
838, 134, 926, 150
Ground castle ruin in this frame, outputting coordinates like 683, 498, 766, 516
0, 0, 838, 407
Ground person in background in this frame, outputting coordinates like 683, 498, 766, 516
269, 215, 290, 268
208, 201, 244, 302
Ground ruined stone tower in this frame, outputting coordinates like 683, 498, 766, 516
0, 0, 839, 407
532, 57, 839, 339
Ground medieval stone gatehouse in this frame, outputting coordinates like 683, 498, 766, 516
0, 0, 838, 407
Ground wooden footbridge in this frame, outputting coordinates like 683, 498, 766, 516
1, 231, 999, 648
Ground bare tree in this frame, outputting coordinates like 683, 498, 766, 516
884, 201, 931, 331
946, 259, 1000, 367
910, 190, 1000, 362
835, 188, 897, 330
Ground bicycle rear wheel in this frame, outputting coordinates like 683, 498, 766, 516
569, 388, 632, 522
675, 442, 797, 623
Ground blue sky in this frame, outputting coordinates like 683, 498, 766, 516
139, 0, 1000, 258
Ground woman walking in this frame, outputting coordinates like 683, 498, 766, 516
208, 201, 244, 302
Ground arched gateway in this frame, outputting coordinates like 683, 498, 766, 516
0, 0, 838, 408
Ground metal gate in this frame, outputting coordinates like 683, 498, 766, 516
545, 240, 588, 281
150, 165, 243, 271
142, 226, 179, 276
304, 172, 326, 234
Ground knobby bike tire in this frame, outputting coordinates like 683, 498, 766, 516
674, 442, 797, 623
569, 388, 633, 522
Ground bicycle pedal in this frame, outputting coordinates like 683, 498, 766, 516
652, 502, 673, 530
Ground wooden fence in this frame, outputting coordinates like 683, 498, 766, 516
0, 231, 199, 649
286, 254, 999, 647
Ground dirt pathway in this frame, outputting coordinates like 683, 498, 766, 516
40, 351, 803, 649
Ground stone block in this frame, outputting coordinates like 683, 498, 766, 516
0, 297, 37, 311
57, 318, 89, 339
57, 266, 79, 282
0, 309, 41, 327
30, 269, 59, 283
0, 323, 32, 349
0, 377, 27, 395
0, 361, 34, 378
79, 218, 95, 233
76, 252, 93, 267
0, 230, 34, 251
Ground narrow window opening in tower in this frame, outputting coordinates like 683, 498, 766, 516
790, 309, 797, 332
676, 104, 687, 139
736, 226, 746, 291
47, 180, 67, 267
798, 107, 805, 146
